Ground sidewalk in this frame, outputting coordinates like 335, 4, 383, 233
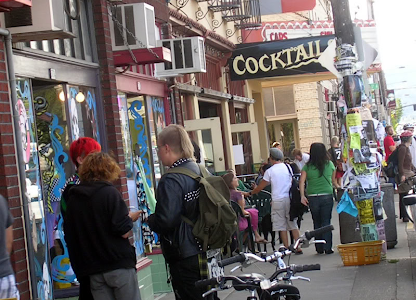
156, 195, 416, 300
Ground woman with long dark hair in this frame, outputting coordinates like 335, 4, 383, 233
299, 143, 339, 254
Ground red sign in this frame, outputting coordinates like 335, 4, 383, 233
282, 0, 316, 13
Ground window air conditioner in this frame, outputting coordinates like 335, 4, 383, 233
327, 101, 336, 113
155, 37, 206, 77
0, 0, 75, 42
109, 3, 156, 51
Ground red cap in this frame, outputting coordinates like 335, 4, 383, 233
401, 130, 413, 137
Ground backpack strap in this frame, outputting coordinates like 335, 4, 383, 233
284, 163, 294, 177
165, 165, 205, 228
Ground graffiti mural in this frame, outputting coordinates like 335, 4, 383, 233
17, 78, 53, 300
129, 100, 152, 189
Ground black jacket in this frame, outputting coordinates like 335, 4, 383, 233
148, 160, 203, 263
64, 181, 136, 277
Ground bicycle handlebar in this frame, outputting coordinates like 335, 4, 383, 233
304, 225, 334, 241
195, 264, 321, 289
195, 277, 219, 289
218, 253, 246, 267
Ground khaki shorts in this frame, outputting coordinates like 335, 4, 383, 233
271, 197, 298, 232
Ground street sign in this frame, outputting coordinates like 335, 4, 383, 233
370, 83, 379, 90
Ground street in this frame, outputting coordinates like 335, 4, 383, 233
158, 194, 416, 300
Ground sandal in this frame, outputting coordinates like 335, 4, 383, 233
255, 238, 268, 244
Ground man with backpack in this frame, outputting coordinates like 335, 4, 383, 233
148, 125, 235, 300
245, 148, 301, 250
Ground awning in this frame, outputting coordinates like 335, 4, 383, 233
229, 35, 335, 81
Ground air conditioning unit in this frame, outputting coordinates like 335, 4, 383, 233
155, 37, 206, 77
0, 0, 75, 42
109, 3, 156, 51
327, 101, 336, 113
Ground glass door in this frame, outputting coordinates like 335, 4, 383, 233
184, 117, 226, 173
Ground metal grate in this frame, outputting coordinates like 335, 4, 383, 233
232, 0, 261, 28
208, 0, 240, 13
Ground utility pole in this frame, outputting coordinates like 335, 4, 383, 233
329, 0, 387, 252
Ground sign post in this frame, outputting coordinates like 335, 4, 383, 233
330, 0, 386, 255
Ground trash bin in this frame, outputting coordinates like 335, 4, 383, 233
339, 192, 362, 244
381, 183, 397, 249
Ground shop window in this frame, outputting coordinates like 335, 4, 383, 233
16, 78, 102, 298
118, 93, 166, 256
66, 85, 101, 144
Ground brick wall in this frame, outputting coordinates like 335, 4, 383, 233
294, 82, 324, 152
92, 0, 129, 201
0, 41, 31, 300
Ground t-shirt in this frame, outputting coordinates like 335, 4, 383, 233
0, 195, 14, 278
295, 153, 310, 170
384, 135, 395, 161
302, 162, 335, 195
263, 163, 292, 200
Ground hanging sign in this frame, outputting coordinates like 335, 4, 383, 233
229, 35, 335, 81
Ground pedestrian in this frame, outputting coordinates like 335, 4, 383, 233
292, 148, 310, 170
396, 131, 416, 223
254, 163, 272, 186
64, 152, 142, 300
0, 195, 19, 300
147, 124, 209, 300
403, 124, 416, 168
299, 143, 339, 254
384, 125, 397, 187
244, 148, 301, 250
60, 137, 101, 300
222, 172, 267, 244
328, 136, 343, 188
272, 141, 282, 150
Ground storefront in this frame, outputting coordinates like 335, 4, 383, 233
13, 50, 102, 299
116, 71, 168, 255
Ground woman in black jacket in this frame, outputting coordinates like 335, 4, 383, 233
64, 152, 142, 300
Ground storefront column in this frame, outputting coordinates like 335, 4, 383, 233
248, 103, 256, 123
92, 0, 128, 200
252, 92, 269, 161
221, 100, 235, 170
294, 82, 324, 152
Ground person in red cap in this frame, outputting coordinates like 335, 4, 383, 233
397, 130, 416, 222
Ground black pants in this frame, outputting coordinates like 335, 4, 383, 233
399, 193, 410, 220
78, 275, 94, 300
169, 254, 217, 300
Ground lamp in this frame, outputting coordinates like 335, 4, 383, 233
76, 92, 85, 103
59, 91, 65, 102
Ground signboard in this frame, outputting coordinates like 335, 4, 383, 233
386, 89, 396, 109
229, 35, 335, 81
259, 0, 316, 15
370, 83, 379, 90
241, 20, 379, 63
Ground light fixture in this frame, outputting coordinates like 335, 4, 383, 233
76, 92, 85, 103
59, 91, 65, 102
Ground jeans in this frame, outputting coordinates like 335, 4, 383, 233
388, 177, 396, 189
90, 268, 141, 300
308, 194, 334, 252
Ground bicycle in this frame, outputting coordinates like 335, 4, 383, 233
401, 175, 416, 223
196, 225, 334, 300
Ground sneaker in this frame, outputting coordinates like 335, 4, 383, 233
295, 249, 303, 255
325, 249, 334, 254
